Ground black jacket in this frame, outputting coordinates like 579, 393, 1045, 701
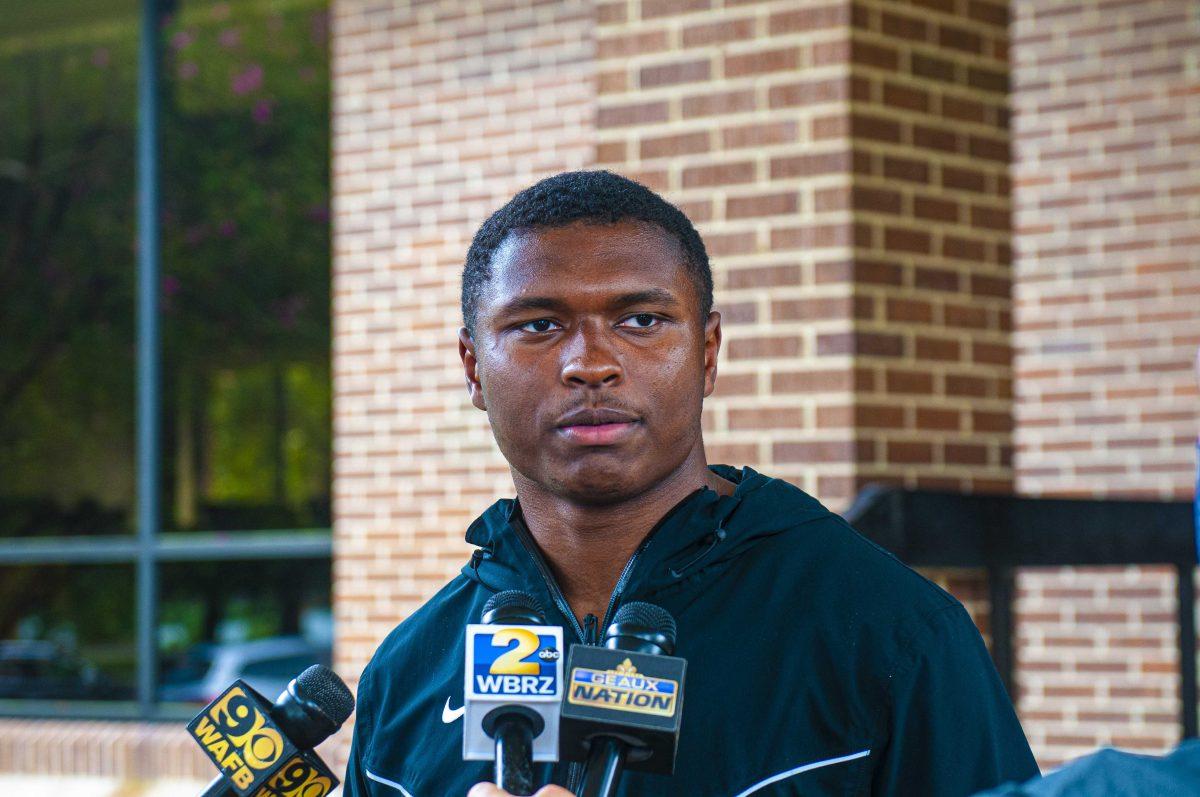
343, 465, 1039, 796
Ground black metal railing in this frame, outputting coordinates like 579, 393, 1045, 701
844, 487, 1198, 739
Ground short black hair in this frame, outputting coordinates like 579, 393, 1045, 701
461, 170, 713, 334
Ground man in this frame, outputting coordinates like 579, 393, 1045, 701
342, 171, 1038, 796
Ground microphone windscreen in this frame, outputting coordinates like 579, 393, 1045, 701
612, 601, 676, 648
295, 664, 355, 726
483, 589, 546, 624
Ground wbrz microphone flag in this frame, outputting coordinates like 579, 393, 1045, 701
463, 623, 564, 762
186, 680, 338, 796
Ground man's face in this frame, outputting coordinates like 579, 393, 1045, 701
460, 219, 721, 505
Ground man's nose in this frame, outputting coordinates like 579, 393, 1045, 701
560, 324, 622, 387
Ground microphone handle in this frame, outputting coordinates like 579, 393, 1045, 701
494, 713, 536, 796
578, 737, 627, 797
199, 774, 235, 797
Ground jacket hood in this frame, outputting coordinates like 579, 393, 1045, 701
459, 465, 834, 609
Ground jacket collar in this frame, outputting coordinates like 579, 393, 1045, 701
460, 466, 787, 608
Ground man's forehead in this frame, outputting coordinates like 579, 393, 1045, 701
488, 219, 687, 289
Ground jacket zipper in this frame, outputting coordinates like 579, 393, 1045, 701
509, 499, 707, 794
597, 529, 660, 634
509, 519, 588, 642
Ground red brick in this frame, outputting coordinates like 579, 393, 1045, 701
681, 88, 757, 118
915, 336, 961, 361
767, 78, 847, 108
721, 121, 798, 149
883, 155, 930, 183
725, 264, 800, 290
883, 81, 931, 112
817, 331, 904, 357
639, 130, 710, 159
887, 368, 934, 394
681, 161, 756, 188
597, 100, 669, 127
642, 0, 711, 19
851, 40, 899, 70
851, 112, 902, 143
725, 191, 799, 219
855, 186, 903, 214
770, 150, 852, 178
914, 195, 960, 222
768, 4, 847, 34
682, 17, 755, 47
881, 10, 930, 40
727, 335, 802, 360
640, 58, 711, 88
728, 407, 804, 430
885, 226, 932, 253
724, 47, 800, 78
597, 31, 669, 59
888, 441, 934, 464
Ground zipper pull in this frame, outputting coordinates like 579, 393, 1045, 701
669, 527, 727, 579
583, 613, 598, 645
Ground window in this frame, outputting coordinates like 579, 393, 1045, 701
0, 0, 332, 719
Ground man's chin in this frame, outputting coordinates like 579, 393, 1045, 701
543, 460, 649, 506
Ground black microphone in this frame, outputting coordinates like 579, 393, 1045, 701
187, 663, 355, 797
560, 602, 686, 797
463, 590, 564, 796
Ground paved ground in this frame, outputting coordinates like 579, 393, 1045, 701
0, 778, 346, 796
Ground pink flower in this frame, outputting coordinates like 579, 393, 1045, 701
231, 64, 263, 95
218, 27, 240, 48
178, 61, 198, 80
162, 275, 181, 296
170, 30, 194, 50
91, 48, 109, 68
218, 219, 237, 237
252, 99, 273, 124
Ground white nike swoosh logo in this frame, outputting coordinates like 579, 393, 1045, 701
442, 696, 465, 723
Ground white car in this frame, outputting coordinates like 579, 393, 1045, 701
158, 636, 330, 704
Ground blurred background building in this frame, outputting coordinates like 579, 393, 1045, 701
0, 0, 1197, 793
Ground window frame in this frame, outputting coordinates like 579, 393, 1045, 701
0, 529, 332, 721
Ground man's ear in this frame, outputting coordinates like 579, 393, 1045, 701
702, 310, 722, 398
458, 327, 487, 411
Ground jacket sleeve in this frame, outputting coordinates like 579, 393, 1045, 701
341, 673, 375, 797
870, 603, 1040, 796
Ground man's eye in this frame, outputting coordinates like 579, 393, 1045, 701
620, 314, 659, 329
518, 319, 559, 333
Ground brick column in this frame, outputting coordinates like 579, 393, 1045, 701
1010, 0, 1200, 766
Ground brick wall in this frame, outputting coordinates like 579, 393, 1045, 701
0, 721, 208, 782
1010, 0, 1200, 767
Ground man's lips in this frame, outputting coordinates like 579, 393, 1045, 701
554, 407, 640, 445
557, 421, 638, 445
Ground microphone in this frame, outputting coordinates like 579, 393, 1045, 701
560, 602, 686, 797
464, 590, 565, 795
186, 663, 355, 797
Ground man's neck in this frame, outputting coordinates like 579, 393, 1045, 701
513, 448, 735, 627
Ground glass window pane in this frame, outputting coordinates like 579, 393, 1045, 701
0, 565, 135, 702
0, 3, 139, 537
158, 559, 331, 705
159, 0, 331, 534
